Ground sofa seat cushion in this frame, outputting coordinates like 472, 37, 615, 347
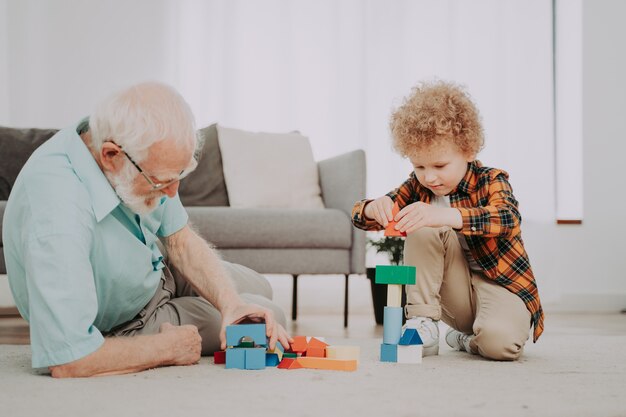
186, 207, 351, 249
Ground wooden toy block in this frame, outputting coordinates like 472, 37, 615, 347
399, 328, 424, 345
277, 358, 303, 370
289, 336, 308, 353
325, 345, 360, 362
397, 345, 423, 364
383, 306, 403, 345
226, 324, 267, 347
296, 357, 357, 372
283, 352, 298, 359
266, 353, 280, 367
225, 348, 246, 369
266, 341, 284, 366
375, 265, 416, 285
384, 202, 407, 237
387, 284, 403, 307
213, 350, 226, 364
305, 337, 328, 357
380, 343, 397, 362
244, 348, 266, 370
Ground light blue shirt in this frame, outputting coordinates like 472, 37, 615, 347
2, 120, 189, 368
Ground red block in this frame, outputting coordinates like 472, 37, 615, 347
213, 350, 226, 364
277, 358, 303, 370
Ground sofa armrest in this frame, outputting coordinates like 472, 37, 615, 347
318, 150, 366, 274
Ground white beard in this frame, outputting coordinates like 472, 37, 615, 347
106, 165, 161, 216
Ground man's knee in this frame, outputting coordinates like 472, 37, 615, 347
241, 293, 287, 328
474, 321, 528, 361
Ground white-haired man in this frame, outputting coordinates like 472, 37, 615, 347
2, 82, 291, 377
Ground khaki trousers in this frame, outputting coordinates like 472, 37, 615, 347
403, 227, 531, 360
105, 261, 286, 355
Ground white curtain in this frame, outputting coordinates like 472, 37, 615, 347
174, 0, 554, 221
1, 0, 554, 222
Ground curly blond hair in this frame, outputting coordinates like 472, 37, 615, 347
390, 80, 484, 158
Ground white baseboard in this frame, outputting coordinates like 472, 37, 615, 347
544, 293, 626, 313
0, 275, 16, 307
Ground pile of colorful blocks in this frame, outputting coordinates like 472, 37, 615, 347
214, 324, 360, 371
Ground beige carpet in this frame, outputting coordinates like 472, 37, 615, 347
1, 322, 625, 417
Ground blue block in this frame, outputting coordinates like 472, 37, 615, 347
380, 343, 397, 362
225, 348, 246, 369
244, 348, 266, 370
383, 306, 403, 345
399, 328, 423, 345
226, 324, 267, 347
266, 353, 280, 367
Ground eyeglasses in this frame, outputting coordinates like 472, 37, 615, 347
116, 143, 195, 191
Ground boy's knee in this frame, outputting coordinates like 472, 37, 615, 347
474, 321, 527, 361
405, 227, 443, 249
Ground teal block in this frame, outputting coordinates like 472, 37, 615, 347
383, 306, 403, 344
380, 343, 397, 362
226, 324, 267, 347
375, 265, 416, 285
399, 328, 423, 345
225, 348, 246, 369
244, 348, 266, 370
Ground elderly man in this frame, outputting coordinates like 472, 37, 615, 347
2, 82, 290, 377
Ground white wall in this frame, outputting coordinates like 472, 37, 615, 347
539, 0, 626, 311
1, 0, 179, 128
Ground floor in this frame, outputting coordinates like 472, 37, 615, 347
2, 274, 626, 417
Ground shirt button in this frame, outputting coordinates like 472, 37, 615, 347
471, 226, 477, 232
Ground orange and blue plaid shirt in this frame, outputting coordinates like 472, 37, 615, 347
352, 160, 544, 342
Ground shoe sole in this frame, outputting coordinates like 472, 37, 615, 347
423, 344, 439, 357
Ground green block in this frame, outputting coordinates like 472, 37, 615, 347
283, 352, 298, 358
375, 265, 416, 285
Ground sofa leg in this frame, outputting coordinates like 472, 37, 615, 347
292, 274, 298, 321
344, 274, 349, 328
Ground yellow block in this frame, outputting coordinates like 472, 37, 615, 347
297, 357, 357, 372
325, 345, 360, 362
387, 284, 403, 307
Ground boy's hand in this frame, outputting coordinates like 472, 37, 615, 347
395, 202, 462, 233
364, 196, 394, 227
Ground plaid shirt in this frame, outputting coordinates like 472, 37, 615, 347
352, 160, 544, 342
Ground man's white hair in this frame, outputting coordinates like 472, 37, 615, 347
89, 81, 197, 162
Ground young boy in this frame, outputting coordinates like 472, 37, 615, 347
352, 81, 543, 361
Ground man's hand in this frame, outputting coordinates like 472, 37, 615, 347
158, 322, 202, 366
219, 303, 292, 351
364, 196, 394, 227
395, 202, 463, 233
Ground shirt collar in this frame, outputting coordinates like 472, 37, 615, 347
66, 117, 121, 222
452, 160, 482, 195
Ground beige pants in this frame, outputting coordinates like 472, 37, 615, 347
403, 227, 531, 361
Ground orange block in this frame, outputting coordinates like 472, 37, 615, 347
277, 358, 302, 370
306, 337, 328, 357
297, 357, 357, 372
384, 202, 406, 237
289, 336, 308, 353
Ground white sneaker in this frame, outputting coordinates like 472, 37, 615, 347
403, 317, 439, 356
445, 328, 475, 353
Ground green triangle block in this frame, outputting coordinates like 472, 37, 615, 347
375, 265, 416, 285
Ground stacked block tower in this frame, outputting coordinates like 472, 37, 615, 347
378, 202, 424, 363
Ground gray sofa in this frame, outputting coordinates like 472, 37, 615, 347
0, 124, 366, 326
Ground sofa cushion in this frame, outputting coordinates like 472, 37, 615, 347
178, 124, 230, 207
0, 127, 58, 199
216, 125, 325, 209
186, 207, 351, 249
